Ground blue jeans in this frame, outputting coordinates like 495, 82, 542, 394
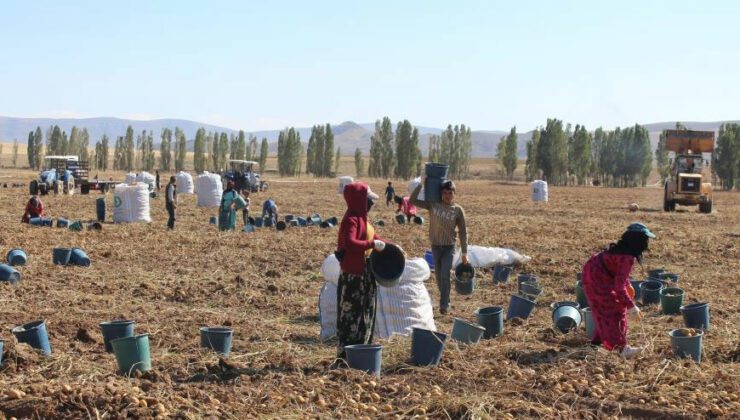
432, 245, 454, 310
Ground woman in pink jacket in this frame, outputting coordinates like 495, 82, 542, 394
581, 223, 655, 359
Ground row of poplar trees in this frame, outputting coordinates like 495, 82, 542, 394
27, 126, 91, 170
191, 128, 267, 174
711, 123, 740, 190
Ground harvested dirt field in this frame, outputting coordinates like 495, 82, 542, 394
0, 169, 738, 419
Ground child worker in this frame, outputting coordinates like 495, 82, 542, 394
334, 182, 388, 360
394, 195, 418, 223
581, 222, 654, 359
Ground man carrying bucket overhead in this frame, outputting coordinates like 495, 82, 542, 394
334, 182, 388, 360
411, 178, 468, 315
580, 223, 654, 359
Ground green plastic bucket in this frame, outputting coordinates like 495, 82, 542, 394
111, 334, 151, 375
660, 287, 685, 315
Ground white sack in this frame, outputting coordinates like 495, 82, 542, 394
532, 180, 548, 202
113, 183, 151, 223
195, 172, 223, 208
176, 171, 194, 194
453, 245, 532, 269
125, 173, 137, 184
408, 177, 425, 201
136, 171, 156, 191
320, 254, 341, 286
338, 176, 354, 194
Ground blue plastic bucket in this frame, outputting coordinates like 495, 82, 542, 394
209, 216, 217, 225
424, 177, 445, 203
410, 328, 447, 366
369, 243, 405, 287
648, 268, 667, 278
29, 217, 43, 226
297, 217, 308, 227
320, 220, 334, 228
582, 308, 596, 340
413, 215, 424, 225
276, 221, 287, 231
309, 214, 322, 225
6, 249, 27, 266
395, 214, 406, 224
425, 162, 449, 179
454, 263, 476, 295
669, 329, 704, 363
493, 265, 512, 283
264, 217, 274, 228
12, 320, 52, 356
243, 224, 256, 233
53, 248, 72, 265
327, 216, 339, 226
680, 302, 710, 331
506, 294, 536, 320
0, 264, 21, 284
96, 197, 106, 222
254, 217, 264, 227
475, 306, 505, 339
517, 274, 538, 286
100, 320, 135, 353
424, 250, 434, 270
519, 282, 542, 299
56, 218, 69, 228
111, 334, 151, 375
289, 220, 299, 227
41, 217, 53, 227
451, 318, 486, 344
344, 344, 383, 377
284, 214, 295, 222
375, 219, 385, 227
552, 305, 582, 333
70, 248, 91, 267
641, 280, 664, 305
200, 327, 234, 356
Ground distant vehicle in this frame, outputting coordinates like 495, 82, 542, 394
223, 160, 268, 192
30, 156, 115, 195
663, 130, 714, 213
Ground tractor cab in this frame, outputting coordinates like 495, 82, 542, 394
32, 156, 88, 195
663, 130, 714, 213
224, 160, 268, 192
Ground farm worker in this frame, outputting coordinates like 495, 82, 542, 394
261, 198, 279, 226
334, 182, 387, 359
21, 196, 45, 223
165, 176, 177, 230
218, 181, 238, 231
155, 170, 161, 191
241, 190, 251, 227
394, 195, 417, 222
385, 181, 395, 206
411, 178, 468, 315
580, 223, 654, 359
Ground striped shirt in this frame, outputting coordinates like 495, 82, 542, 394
410, 184, 468, 254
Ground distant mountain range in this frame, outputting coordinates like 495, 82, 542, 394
1, 115, 738, 158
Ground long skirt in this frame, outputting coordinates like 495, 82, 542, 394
336, 266, 377, 358
219, 208, 236, 231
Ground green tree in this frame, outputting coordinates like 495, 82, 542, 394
502, 127, 518, 180
48, 125, 63, 156
305, 129, 316, 175
113, 136, 124, 170
334, 147, 341, 174
354, 147, 365, 177
570, 125, 592, 185
713, 123, 739, 190
12, 139, 19, 167
219, 132, 229, 171
524, 128, 540, 181
324, 124, 334, 176
236, 130, 246, 160
174, 127, 187, 171
33, 127, 43, 170
496, 135, 507, 179
193, 127, 207, 173
259, 138, 268, 172
248, 135, 258, 161
394, 120, 415, 179
124, 125, 135, 171
27, 131, 36, 169
536, 119, 568, 185
379, 117, 395, 178
160, 128, 172, 171
368, 121, 383, 177
428, 134, 441, 164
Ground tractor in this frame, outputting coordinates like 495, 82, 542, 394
663, 130, 714, 213
223, 160, 268, 193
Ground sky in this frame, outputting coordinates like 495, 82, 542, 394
1, 0, 739, 131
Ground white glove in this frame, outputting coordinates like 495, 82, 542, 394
629, 306, 644, 321
373, 240, 386, 252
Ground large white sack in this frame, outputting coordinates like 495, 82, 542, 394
176, 171, 194, 194
136, 171, 156, 191
453, 245, 532, 269
408, 177, 425, 201
320, 254, 341, 285
125, 173, 137, 184
195, 172, 223, 208
338, 176, 354, 194
532, 180, 548, 202
113, 183, 151, 223
319, 257, 436, 341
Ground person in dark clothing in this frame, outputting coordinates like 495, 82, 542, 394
241, 190, 251, 226
165, 176, 177, 229
385, 182, 395, 206
155, 170, 161, 191
335, 182, 387, 359
261, 198, 279, 226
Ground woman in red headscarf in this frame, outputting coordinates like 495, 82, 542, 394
334, 182, 387, 359
22, 196, 45, 223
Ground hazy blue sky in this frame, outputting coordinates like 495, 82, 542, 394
1, 1, 738, 131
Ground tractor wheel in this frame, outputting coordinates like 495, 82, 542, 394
699, 200, 712, 214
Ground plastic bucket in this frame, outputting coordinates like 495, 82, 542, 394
327, 216, 339, 226
41, 217, 53, 227
507, 294, 536, 320
451, 318, 486, 344
424, 177, 444, 203
369, 244, 405, 287
288, 220, 299, 227
209, 216, 218, 225
284, 214, 295, 222
669, 329, 704, 363
641, 280, 664, 305
111, 334, 151, 375
297, 217, 308, 227
630, 279, 643, 301
254, 217, 264, 227
0, 264, 21, 284
552, 305, 582, 333
99, 320, 135, 353
424, 250, 434, 270
96, 197, 106, 222
517, 274, 538, 286
660, 287, 685, 315
309, 214, 322, 225
663, 273, 680, 283
6, 249, 27, 266
264, 217, 274, 228
413, 215, 424, 225
680, 302, 710, 331
243, 224, 256, 233
200, 327, 234, 356
344, 344, 383, 377
519, 282, 542, 299
648, 268, 667, 278
53, 248, 72, 265
582, 308, 596, 340
493, 265, 512, 283
575, 281, 589, 308
454, 263, 476, 295
375, 219, 385, 227
57, 218, 69, 228
70, 248, 91, 267
12, 320, 52, 356
475, 306, 505, 339
320, 220, 334, 228
550, 301, 580, 312
425, 162, 449, 179
395, 214, 406, 224
276, 221, 287, 231
410, 328, 447, 366
232, 195, 246, 210
29, 217, 43, 226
